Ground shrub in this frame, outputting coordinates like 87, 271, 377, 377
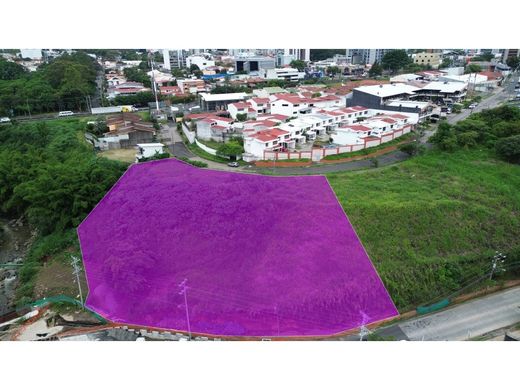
495, 135, 520, 164
399, 142, 424, 156
179, 157, 208, 168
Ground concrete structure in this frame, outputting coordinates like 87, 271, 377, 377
19, 49, 43, 60
346, 49, 390, 65
228, 102, 256, 120
177, 79, 207, 94
164, 49, 188, 69
413, 52, 442, 68
285, 48, 310, 62
235, 55, 275, 73
351, 82, 466, 114
162, 49, 171, 70
244, 128, 292, 158
264, 67, 303, 82
199, 92, 248, 111
99, 113, 156, 150
186, 54, 215, 70
135, 143, 166, 161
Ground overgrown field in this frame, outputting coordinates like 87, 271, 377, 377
327, 149, 520, 310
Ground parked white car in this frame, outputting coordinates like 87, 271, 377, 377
468, 103, 477, 109
58, 111, 75, 117
0, 117, 11, 123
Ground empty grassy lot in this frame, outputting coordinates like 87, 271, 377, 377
98, 148, 136, 163
327, 148, 520, 310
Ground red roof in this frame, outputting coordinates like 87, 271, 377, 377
250, 128, 290, 142
478, 71, 502, 80
344, 125, 372, 132
273, 94, 309, 105
379, 118, 397, 124
230, 102, 250, 109
258, 114, 288, 121
250, 97, 269, 105
389, 114, 409, 119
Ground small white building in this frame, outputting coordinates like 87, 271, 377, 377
228, 102, 256, 120
186, 55, 215, 70
264, 67, 304, 82
244, 128, 292, 159
135, 143, 166, 161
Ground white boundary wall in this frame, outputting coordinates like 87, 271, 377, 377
182, 123, 196, 144
195, 138, 217, 155
262, 124, 413, 161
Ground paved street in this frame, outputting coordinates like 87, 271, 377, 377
376, 286, 520, 341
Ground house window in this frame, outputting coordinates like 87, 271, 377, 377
282, 104, 288, 107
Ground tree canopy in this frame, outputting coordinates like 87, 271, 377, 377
217, 141, 244, 159
289, 60, 306, 72
381, 50, 411, 73
369, 62, 383, 77
0, 52, 98, 116
465, 64, 482, 74
430, 105, 520, 164
0, 119, 128, 234
506, 56, 520, 69
0, 58, 27, 80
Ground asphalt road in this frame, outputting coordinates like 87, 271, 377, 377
389, 286, 520, 341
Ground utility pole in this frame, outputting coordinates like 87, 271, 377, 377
70, 255, 84, 305
149, 51, 160, 111
358, 311, 370, 341
179, 278, 192, 340
490, 251, 506, 280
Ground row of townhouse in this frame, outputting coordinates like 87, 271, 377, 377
227, 98, 271, 119
331, 113, 414, 146
242, 106, 370, 160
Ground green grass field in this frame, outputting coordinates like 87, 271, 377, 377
327, 149, 520, 310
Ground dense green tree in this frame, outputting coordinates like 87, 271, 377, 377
326, 66, 341, 76
381, 50, 411, 73
506, 56, 520, 69
368, 61, 383, 77
123, 67, 151, 87
495, 135, 520, 163
0, 58, 27, 80
235, 113, 247, 122
0, 52, 98, 116
217, 141, 244, 160
289, 60, 306, 72
439, 58, 453, 69
0, 120, 127, 233
464, 64, 482, 74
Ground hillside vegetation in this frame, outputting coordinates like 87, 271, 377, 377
0, 119, 128, 304
328, 149, 520, 310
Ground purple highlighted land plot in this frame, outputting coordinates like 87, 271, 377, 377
78, 158, 398, 337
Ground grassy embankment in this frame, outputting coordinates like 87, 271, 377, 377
327, 148, 520, 310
